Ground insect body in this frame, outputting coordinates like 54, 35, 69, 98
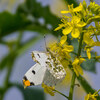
23, 50, 66, 88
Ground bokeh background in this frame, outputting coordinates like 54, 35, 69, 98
0, 0, 100, 100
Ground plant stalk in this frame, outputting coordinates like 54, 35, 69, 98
68, 72, 76, 100
54, 89, 69, 99
69, 32, 84, 100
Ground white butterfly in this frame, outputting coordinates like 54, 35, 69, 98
23, 49, 66, 88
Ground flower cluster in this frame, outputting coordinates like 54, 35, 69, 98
72, 58, 85, 76
85, 90, 100, 100
42, 0, 100, 99
55, 1, 100, 60
53, 0, 100, 77
49, 35, 73, 69
42, 83, 55, 96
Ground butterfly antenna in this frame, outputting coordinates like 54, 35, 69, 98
44, 35, 48, 51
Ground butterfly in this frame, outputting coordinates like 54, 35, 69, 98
23, 49, 66, 88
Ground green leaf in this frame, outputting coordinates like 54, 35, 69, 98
25, 23, 51, 34
71, 38, 79, 53
81, 51, 96, 73
17, 0, 61, 36
77, 75, 100, 100
15, 84, 45, 100
0, 11, 31, 38
18, 0, 60, 26
77, 75, 95, 94
64, 0, 78, 7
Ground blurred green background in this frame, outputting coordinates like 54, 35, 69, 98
0, 0, 100, 100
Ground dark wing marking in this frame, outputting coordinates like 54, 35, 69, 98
32, 70, 36, 74
37, 54, 40, 58
23, 76, 28, 80
24, 63, 47, 86
30, 82, 35, 86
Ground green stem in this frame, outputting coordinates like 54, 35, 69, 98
1, 67, 12, 100
70, 52, 78, 56
81, 56, 97, 59
1, 32, 22, 100
54, 89, 69, 99
69, 32, 84, 100
68, 72, 76, 100
4, 66, 12, 87
77, 32, 84, 57
0, 93, 4, 100
16, 31, 23, 48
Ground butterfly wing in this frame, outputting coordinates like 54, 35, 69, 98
43, 53, 66, 86
23, 50, 66, 87
23, 63, 46, 86
31, 51, 48, 66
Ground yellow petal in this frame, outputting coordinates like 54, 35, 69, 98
62, 26, 73, 35
85, 94, 90, 100
72, 58, 79, 65
60, 36, 67, 45
77, 65, 83, 75
72, 16, 80, 24
63, 45, 74, 52
64, 51, 71, 58
73, 65, 79, 76
71, 28, 80, 38
86, 48, 91, 59
61, 11, 70, 14
42, 83, 55, 96
54, 24, 64, 31
83, 33, 94, 45
79, 58, 85, 64
77, 21, 87, 27
95, 56, 100, 59
73, 3, 83, 12
92, 42, 100, 46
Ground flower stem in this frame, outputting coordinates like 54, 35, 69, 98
68, 72, 76, 100
54, 89, 69, 99
77, 32, 84, 57
69, 32, 84, 100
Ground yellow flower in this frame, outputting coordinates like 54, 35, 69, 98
61, 3, 83, 14
54, 24, 64, 31
85, 93, 98, 100
83, 26, 95, 46
62, 16, 86, 38
62, 45, 74, 52
83, 33, 94, 46
92, 42, 100, 46
72, 58, 85, 76
60, 35, 67, 45
95, 56, 100, 59
73, 64, 83, 76
49, 36, 73, 58
85, 90, 100, 100
85, 47, 93, 59
42, 83, 55, 96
